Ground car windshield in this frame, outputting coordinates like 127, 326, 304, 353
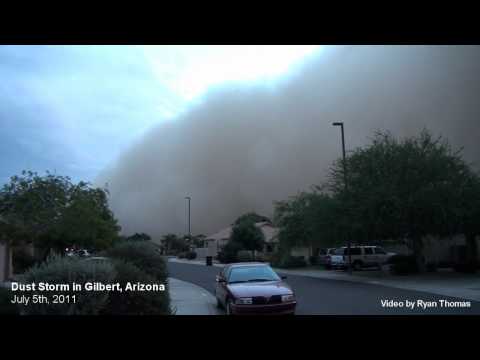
228, 266, 280, 283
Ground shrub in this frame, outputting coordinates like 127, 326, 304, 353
426, 262, 438, 272
0, 286, 20, 315
453, 263, 478, 273
12, 247, 37, 274
217, 241, 243, 264
104, 241, 168, 282
309, 256, 319, 266
272, 253, 307, 269
437, 261, 453, 269
255, 253, 267, 262
388, 255, 419, 275
102, 260, 171, 315
19, 255, 116, 315
177, 252, 187, 259
185, 251, 197, 260
237, 250, 253, 262
283, 256, 307, 268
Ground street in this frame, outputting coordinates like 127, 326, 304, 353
167, 262, 480, 315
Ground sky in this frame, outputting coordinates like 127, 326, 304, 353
2, 45, 480, 237
0, 45, 320, 185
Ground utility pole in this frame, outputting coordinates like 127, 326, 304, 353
185, 196, 191, 245
332, 122, 352, 274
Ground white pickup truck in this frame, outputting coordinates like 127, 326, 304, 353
330, 246, 395, 270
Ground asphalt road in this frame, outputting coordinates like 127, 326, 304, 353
167, 262, 480, 315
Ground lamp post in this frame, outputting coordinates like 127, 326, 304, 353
185, 196, 191, 244
332, 122, 352, 275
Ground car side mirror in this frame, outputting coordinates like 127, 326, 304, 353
281, 276, 287, 280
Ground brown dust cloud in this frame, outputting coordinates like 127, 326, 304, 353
96, 45, 480, 238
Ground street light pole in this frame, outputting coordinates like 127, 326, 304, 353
332, 122, 352, 275
185, 196, 191, 244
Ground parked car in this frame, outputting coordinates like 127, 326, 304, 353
318, 248, 336, 269
330, 246, 395, 270
214, 262, 296, 315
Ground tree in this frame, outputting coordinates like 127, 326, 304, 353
274, 190, 344, 254
454, 169, 480, 271
327, 129, 478, 272
0, 171, 121, 258
126, 233, 152, 242
234, 212, 271, 225
230, 216, 265, 259
190, 234, 206, 248
274, 193, 313, 251
160, 234, 187, 254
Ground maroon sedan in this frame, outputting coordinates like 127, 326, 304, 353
214, 262, 296, 315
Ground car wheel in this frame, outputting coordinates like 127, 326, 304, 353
226, 299, 234, 315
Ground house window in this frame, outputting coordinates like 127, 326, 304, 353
266, 244, 273, 253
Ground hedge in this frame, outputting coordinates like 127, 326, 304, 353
104, 241, 168, 283
271, 254, 307, 269
19, 255, 116, 315
237, 250, 253, 262
387, 255, 419, 275
102, 260, 171, 315
12, 247, 37, 274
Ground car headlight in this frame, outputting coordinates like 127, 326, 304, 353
281, 294, 295, 302
235, 297, 253, 305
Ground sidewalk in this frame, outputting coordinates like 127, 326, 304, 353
168, 258, 480, 302
168, 277, 222, 315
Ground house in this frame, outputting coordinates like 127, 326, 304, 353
196, 221, 280, 258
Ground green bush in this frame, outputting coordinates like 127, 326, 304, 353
0, 286, 20, 315
102, 260, 171, 315
437, 261, 453, 269
217, 241, 243, 264
12, 247, 37, 274
282, 256, 307, 268
104, 241, 168, 282
309, 256, 319, 266
453, 262, 478, 273
19, 255, 116, 315
185, 251, 197, 260
177, 252, 187, 259
237, 250, 253, 262
271, 253, 307, 269
255, 253, 267, 262
388, 255, 419, 275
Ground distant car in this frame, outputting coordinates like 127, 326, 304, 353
214, 262, 296, 315
330, 246, 395, 270
318, 248, 336, 269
